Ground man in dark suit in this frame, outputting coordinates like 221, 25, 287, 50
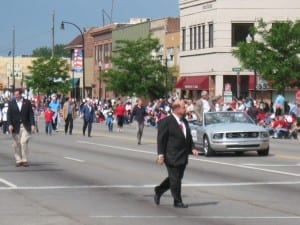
82, 98, 95, 137
7, 89, 35, 167
155, 99, 198, 208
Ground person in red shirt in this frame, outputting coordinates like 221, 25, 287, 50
44, 106, 54, 135
257, 109, 265, 126
272, 115, 289, 138
114, 100, 126, 132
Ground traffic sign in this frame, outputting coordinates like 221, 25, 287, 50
232, 67, 241, 72
224, 91, 232, 103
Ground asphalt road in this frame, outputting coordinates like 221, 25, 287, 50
0, 118, 300, 225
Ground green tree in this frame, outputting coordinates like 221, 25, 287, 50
31, 44, 70, 58
232, 19, 300, 94
26, 56, 70, 95
103, 37, 171, 100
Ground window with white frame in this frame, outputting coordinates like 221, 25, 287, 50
232, 23, 254, 46
209, 23, 214, 48
182, 28, 186, 51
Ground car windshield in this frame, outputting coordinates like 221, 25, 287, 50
204, 112, 254, 126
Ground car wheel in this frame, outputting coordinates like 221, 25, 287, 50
203, 136, 214, 157
257, 147, 269, 156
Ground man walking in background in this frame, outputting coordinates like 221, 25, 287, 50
155, 99, 198, 208
7, 89, 35, 167
82, 98, 95, 137
130, 98, 147, 145
62, 97, 76, 135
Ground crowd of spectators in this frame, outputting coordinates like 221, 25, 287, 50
1, 92, 300, 139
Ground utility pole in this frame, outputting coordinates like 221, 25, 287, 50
12, 27, 15, 93
102, 0, 114, 26
111, 0, 114, 23
51, 10, 55, 57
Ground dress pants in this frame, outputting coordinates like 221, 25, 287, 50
155, 164, 186, 203
12, 124, 31, 163
83, 119, 92, 136
65, 114, 73, 134
136, 121, 144, 143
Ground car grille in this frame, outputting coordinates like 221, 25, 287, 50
226, 144, 260, 149
226, 132, 259, 138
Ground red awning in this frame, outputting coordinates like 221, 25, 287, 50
248, 75, 255, 90
174, 77, 186, 88
174, 76, 209, 90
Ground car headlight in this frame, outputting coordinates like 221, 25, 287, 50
212, 133, 223, 139
260, 132, 269, 138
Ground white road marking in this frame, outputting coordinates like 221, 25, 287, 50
0, 180, 300, 191
78, 141, 300, 178
91, 215, 300, 219
78, 141, 154, 155
242, 163, 300, 167
192, 157, 300, 178
0, 178, 17, 188
64, 157, 85, 163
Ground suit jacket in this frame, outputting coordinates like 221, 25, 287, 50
7, 98, 35, 134
62, 101, 76, 120
157, 114, 195, 167
82, 104, 95, 122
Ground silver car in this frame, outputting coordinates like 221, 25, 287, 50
189, 111, 270, 156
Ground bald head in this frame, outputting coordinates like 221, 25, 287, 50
172, 100, 186, 118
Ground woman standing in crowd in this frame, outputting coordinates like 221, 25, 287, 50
114, 100, 126, 132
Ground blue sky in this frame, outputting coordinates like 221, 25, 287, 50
0, 0, 179, 56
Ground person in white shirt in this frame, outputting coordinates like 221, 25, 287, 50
194, 90, 215, 121
1, 103, 9, 134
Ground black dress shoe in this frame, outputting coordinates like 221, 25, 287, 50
15, 162, 22, 167
174, 202, 188, 208
22, 162, 30, 167
154, 193, 161, 205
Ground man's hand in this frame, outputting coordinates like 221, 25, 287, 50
8, 125, 13, 133
192, 149, 199, 157
31, 125, 36, 134
156, 155, 164, 165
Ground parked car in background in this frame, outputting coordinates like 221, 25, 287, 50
189, 111, 270, 156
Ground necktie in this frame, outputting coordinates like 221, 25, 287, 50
179, 119, 183, 130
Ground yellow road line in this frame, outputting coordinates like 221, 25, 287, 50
275, 154, 300, 160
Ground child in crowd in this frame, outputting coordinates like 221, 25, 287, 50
1, 103, 9, 134
106, 109, 114, 132
44, 106, 54, 135
32, 103, 40, 133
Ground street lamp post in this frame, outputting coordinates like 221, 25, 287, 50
72, 68, 75, 99
158, 54, 171, 100
253, 69, 257, 100
12, 27, 15, 93
246, 34, 257, 100
60, 21, 86, 99
164, 58, 168, 100
98, 61, 102, 100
